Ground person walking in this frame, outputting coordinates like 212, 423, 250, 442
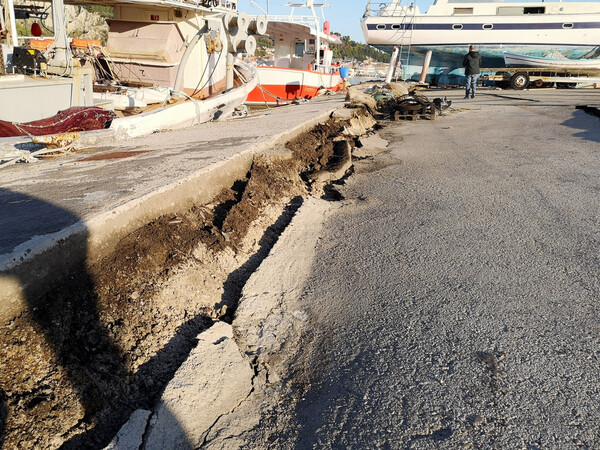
463, 45, 482, 99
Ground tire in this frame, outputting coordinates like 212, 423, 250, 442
532, 79, 544, 88
510, 72, 530, 90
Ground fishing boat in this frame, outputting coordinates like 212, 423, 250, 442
503, 52, 600, 70
361, 0, 600, 81
0, 0, 265, 143
244, 0, 344, 107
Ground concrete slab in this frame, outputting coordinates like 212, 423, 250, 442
142, 321, 254, 449
104, 409, 151, 450
354, 134, 389, 158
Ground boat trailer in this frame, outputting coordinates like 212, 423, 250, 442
481, 67, 600, 90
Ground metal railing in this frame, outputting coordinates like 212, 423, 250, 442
266, 14, 318, 27
103, 0, 238, 13
363, 1, 416, 18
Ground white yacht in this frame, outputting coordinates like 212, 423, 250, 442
361, 0, 600, 80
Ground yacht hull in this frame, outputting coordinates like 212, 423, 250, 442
362, 2, 600, 78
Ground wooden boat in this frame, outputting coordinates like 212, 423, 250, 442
245, 1, 344, 107
503, 52, 600, 70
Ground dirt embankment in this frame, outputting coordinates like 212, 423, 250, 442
0, 106, 378, 449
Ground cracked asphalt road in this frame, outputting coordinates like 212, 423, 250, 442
259, 90, 600, 449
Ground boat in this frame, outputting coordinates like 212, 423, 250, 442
244, 0, 344, 107
503, 52, 600, 70
361, 0, 600, 82
0, 0, 266, 145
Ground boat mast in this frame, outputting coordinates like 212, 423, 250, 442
4, 0, 19, 49
47, 0, 71, 73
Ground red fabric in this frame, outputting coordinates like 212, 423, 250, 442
0, 107, 117, 138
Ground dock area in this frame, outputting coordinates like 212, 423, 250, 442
1, 86, 600, 448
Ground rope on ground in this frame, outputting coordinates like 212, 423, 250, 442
0, 142, 77, 169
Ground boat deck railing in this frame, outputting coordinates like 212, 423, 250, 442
267, 14, 318, 27
82, 0, 238, 14
363, 1, 413, 18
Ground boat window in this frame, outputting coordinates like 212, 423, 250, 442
497, 6, 524, 15
391, 24, 401, 30
453, 8, 473, 15
562, 23, 574, 29
452, 24, 463, 30
376, 24, 387, 30
482, 23, 493, 30
524, 7, 545, 14
295, 42, 305, 57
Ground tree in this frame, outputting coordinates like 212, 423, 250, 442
332, 35, 390, 63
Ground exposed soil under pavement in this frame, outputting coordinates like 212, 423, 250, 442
0, 106, 377, 449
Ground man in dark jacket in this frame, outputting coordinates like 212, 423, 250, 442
463, 45, 482, 99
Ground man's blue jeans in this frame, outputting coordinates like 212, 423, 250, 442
465, 74, 480, 98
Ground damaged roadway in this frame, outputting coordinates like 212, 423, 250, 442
0, 91, 384, 448
0, 95, 348, 321
234, 87, 600, 448
2, 86, 600, 448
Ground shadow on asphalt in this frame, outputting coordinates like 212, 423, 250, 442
0, 188, 81, 255
562, 109, 600, 143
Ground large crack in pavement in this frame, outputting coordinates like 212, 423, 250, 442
0, 104, 384, 449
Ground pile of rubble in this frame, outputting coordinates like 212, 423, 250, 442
346, 82, 452, 121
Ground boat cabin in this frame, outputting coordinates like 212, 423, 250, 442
266, 20, 340, 72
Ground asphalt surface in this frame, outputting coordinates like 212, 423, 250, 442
267, 89, 600, 448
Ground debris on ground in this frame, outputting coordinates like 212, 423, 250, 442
347, 83, 453, 121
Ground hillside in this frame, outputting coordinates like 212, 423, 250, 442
333, 35, 391, 63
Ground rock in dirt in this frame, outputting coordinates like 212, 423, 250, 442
104, 409, 151, 450
141, 321, 254, 449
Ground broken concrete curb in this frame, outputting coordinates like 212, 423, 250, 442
141, 321, 254, 449
354, 134, 390, 158
0, 105, 341, 324
104, 409, 151, 450
233, 197, 334, 379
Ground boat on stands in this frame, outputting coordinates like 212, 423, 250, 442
0, 0, 266, 149
361, 0, 600, 82
245, 0, 344, 107
503, 51, 600, 70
